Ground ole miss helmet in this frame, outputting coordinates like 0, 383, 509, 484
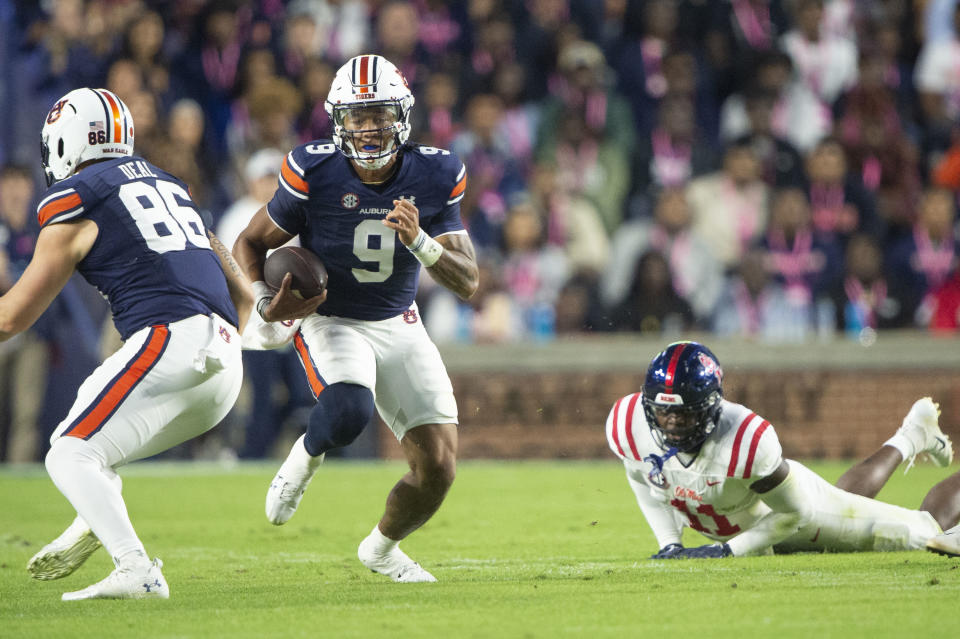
642, 341, 724, 453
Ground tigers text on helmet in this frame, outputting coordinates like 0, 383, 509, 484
642, 341, 724, 453
324, 54, 414, 170
41, 88, 134, 186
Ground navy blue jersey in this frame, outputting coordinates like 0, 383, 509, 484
36, 157, 238, 339
267, 142, 467, 320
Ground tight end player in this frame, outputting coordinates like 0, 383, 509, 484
15, 88, 251, 599
235, 54, 478, 582
607, 341, 960, 559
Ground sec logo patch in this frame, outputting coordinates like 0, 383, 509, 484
341, 193, 359, 209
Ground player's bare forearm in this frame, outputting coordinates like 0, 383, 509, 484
430, 233, 479, 300
382, 200, 479, 299
233, 207, 294, 282
208, 231, 253, 334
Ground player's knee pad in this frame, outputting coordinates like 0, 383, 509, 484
304, 382, 375, 455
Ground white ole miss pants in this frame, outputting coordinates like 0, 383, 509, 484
49, 313, 243, 466
291, 304, 458, 440
774, 461, 941, 553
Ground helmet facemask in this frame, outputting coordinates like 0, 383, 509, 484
40, 135, 55, 186
332, 102, 408, 170
641, 341, 725, 454
325, 55, 415, 170
642, 391, 722, 453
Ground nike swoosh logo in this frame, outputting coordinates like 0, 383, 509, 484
706, 480, 721, 486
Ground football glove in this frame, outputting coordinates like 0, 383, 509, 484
240, 311, 302, 351
676, 543, 733, 559
650, 543, 684, 559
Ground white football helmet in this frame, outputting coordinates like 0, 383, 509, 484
41, 88, 134, 186
325, 55, 414, 170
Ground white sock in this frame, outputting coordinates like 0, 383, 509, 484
62, 514, 91, 538
45, 437, 147, 562
365, 525, 398, 554
290, 434, 324, 472
114, 549, 152, 571
883, 434, 915, 461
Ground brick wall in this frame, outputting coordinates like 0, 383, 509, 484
378, 369, 960, 460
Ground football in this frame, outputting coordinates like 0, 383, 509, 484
263, 246, 328, 298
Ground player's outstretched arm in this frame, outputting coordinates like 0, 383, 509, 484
208, 230, 253, 334
0, 219, 97, 341
625, 465, 684, 554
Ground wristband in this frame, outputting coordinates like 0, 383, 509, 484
405, 228, 443, 267
253, 280, 274, 321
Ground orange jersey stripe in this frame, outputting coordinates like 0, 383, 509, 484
100, 90, 123, 144
294, 333, 325, 397
38, 193, 82, 226
65, 325, 169, 440
281, 157, 309, 194
449, 173, 467, 199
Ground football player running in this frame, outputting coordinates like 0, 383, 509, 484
17, 89, 252, 599
607, 341, 960, 559
234, 54, 478, 582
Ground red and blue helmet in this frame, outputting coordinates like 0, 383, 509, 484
642, 341, 724, 453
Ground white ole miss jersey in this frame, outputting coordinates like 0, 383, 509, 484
605, 394, 783, 542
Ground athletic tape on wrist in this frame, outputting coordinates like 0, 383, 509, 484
253, 281, 274, 321
405, 229, 443, 267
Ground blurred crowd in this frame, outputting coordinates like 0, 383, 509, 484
2, 0, 960, 460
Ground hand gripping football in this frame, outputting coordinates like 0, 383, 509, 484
263, 246, 328, 299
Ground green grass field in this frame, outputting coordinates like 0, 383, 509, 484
2, 459, 958, 638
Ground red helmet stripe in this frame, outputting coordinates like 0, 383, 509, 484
90, 90, 114, 141
99, 90, 123, 144
359, 55, 369, 89
663, 343, 688, 392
